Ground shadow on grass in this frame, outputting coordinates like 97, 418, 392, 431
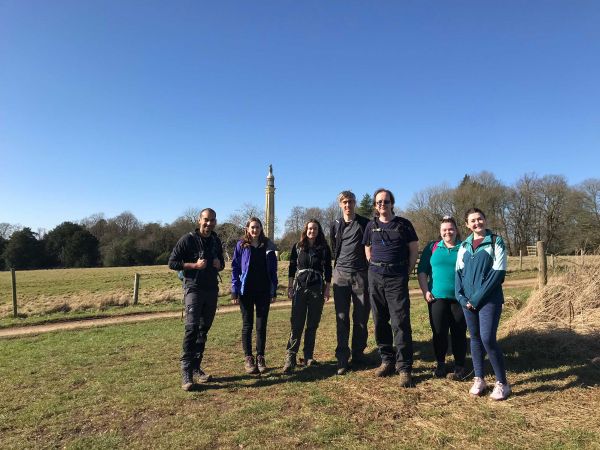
498, 328, 600, 394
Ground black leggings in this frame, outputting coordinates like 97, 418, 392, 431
427, 298, 467, 366
239, 290, 271, 356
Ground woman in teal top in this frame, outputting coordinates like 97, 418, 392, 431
417, 216, 468, 380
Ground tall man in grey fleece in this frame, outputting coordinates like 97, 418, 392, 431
329, 190, 371, 375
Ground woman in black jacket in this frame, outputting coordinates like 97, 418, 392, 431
283, 219, 332, 373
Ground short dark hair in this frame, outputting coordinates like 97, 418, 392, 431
199, 208, 216, 219
464, 208, 486, 223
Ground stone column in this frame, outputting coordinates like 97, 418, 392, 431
265, 165, 275, 240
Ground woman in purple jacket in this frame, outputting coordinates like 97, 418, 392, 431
231, 217, 278, 374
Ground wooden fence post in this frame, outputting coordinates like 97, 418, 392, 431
537, 241, 547, 288
580, 249, 585, 267
11, 268, 17, 318
519, 250, 522, 271
133, 273, 140, 305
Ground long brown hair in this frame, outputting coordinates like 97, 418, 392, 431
242, 217, 268, 248
298, 219, 326, 250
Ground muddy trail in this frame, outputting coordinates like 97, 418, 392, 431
0, 278, 537, 339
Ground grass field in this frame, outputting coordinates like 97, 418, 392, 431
1, 294, 598, 449
0, 255, 595, 326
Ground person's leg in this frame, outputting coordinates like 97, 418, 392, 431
386, 274, 413, 373
181, 287, 201, 384
303, 285, 325, 361
195, 287, 219, 369
350, 269, 370, 360
239, 293, 255, 357
368, 271, 395, 365
478, 302, 507, 384
428, 299, 450, 367
286, 288, 308, 356
333, 268, 352, 365
254, 290, 271, 356
463, 306, 485, 378
448, 300, 468, 368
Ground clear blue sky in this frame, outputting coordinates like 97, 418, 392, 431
1, 1, 599, 235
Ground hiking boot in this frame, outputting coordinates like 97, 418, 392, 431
469, 377, 487, 396
489, 381, 512, 401
193, 367, 212, 383
374, 362, 395, 377
282, 353, 296, 374
256, 355, 267, 374
304, 358, 318, 367
181, 368, 194, 391
398, 371, 413, 388
433, 362, 447, 378
447, 366, 470, 381
351, 353, 367, 367
337, 360, 349, 375
245, 355, 259, 374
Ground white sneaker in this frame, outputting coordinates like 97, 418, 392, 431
489, 381, 512, 401
469, 377, 487, 396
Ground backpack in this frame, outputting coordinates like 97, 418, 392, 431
177, 232, 212, 282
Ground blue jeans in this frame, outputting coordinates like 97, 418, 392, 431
463, 302, 507, 384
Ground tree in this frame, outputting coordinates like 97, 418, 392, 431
0, 223, 21, 239
216, 222, 244, 261
4, 228, 45, 269
45, 222, 100, 267
357, 193, 373, 217
0, 236, 7, 270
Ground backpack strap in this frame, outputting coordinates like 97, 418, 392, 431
431, 240, 440, 254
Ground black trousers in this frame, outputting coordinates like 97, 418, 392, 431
239, 290, 271, 357
333, 268, 370, 363
286, 284, 324, 360
181, 285, 218, 371
368, 271, 413, 371
427, 298, 467, 366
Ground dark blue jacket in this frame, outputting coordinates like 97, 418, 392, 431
231, 239, 278, 298
168, 230, 224, 289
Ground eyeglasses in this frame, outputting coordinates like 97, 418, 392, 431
375, 200, 391, 206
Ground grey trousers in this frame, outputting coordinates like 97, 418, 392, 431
333, 268, 370, 363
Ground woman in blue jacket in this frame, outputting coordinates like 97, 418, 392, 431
231, 217, 278, 374
455, 208, 511, 400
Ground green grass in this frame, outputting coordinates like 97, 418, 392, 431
1, 294, 599, 449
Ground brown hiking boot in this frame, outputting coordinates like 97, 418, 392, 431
446, 366, 471, 381
282, 353, 296, 373
181, 368, 194, 391
398, 371, 413, 388
194, 367, 212, 383
374, 362, 395, 377
256, 355, 267, 374
245, 355, 259, 374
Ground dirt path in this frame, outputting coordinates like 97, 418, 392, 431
0, 278, 537, 339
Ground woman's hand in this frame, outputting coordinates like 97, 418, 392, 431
287, 287, 294, 299
466, 301, 476, 311
231, 294, 239, 305
425, 291, 435, 303
271, 297, 276, 303
324, 284, 331, 302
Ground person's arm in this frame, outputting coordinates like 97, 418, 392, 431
416, 242, 433, 301
323, 244, 333, 301
407, 240, 419, 275
329, 222, 337, 263
287, 244, 298, 299
213, 235, 225, 271
455, 246, 469, 308
365, 245, 371, 264
168, 235, 207, 271
267, 246, 278, 302
230, 241, 242, 304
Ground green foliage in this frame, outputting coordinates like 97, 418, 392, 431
357, 193, 373, 217
278, 250, 291, 261
3, 227, 45, 269
45, 222, 100, 268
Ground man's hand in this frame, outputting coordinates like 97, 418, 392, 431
195, 258, 208, 270
212, 258, 221, 269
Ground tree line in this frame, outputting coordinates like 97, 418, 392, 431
1, 172, 599, 270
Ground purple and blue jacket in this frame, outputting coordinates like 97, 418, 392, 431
231, 239, 278, 298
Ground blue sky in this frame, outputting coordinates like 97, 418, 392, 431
1, 1, 599, 235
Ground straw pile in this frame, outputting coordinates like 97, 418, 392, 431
503, 261, 600, 335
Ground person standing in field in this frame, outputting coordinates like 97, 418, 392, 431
168, 208, 225, 391
455, 208, 511, 400
417, 216, 469, 380
283, 219, 332, 373
329, 190, 371, 375
362, 188, 419, 387
231, 217, 278, 375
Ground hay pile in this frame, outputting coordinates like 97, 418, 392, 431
503, 261, 600, 335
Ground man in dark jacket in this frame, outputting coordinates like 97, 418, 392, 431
168, 208, 225, 391
329, 190, 371, 375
